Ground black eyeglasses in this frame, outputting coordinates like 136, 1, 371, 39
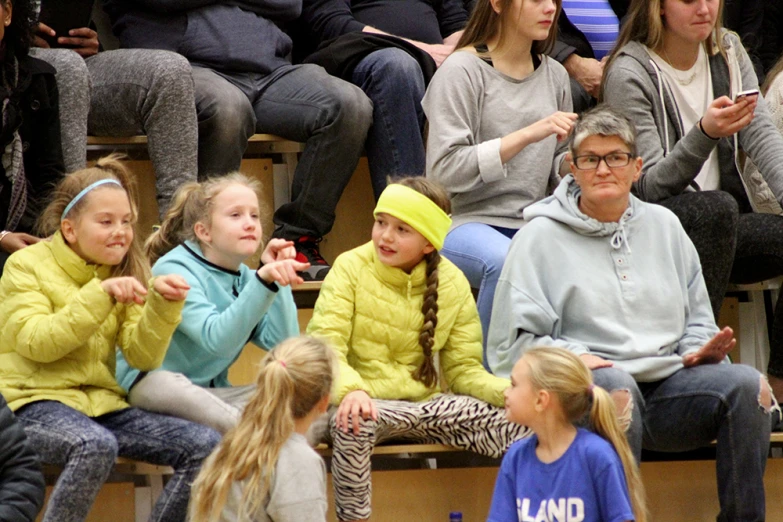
573, 152, 634, 170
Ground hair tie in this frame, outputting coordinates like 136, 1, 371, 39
588, 384, 595, 397
61, 179, 123, 221
279, 360, 287, 368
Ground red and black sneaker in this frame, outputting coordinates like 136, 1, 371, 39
294, 236, 331, 281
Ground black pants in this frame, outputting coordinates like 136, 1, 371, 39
661, 190, 783, 377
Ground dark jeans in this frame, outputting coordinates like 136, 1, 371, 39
191, 64, 373, 240
16, 401, 220, 522
593, 364, 771, 522
660, 191, 783, 377
351, 48, 427, 199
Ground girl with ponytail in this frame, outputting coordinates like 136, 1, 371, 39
0, 154, 220, 521
307, 177, 529, 522
115, 173, 305, 434
190, 336, 335, 522
489, 347, 647, 522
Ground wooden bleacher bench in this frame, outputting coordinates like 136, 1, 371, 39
86, 134, 305, 210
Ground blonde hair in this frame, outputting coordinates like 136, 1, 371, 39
601, 0, 726, 99
190, 336, 336, 521
387, 177, 451, 389
523, 347, 648, 522
457, 0, 561, 56
37, 153, 150, 282
145, 173, 263, 264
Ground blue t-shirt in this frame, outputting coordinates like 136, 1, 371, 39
488, 428, 634, 522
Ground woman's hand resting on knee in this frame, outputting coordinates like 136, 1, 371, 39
682, 327, 736, 367
336, 390, 378, 435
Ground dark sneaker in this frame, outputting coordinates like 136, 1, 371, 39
294, 236, 331, 281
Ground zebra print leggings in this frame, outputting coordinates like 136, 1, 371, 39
327, 394, 530, 521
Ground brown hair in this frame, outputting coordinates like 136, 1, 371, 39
601, 0, 726, 98
762, 56, 783, 96
390, 177, 451, 388
457, 0, 562, 56
37, 153, 150, 282
523, 347, 648, 522
145, 173, 263, 264
190, 336, 336, 521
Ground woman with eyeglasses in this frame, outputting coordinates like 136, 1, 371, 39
600, 0, 783, 403
487, 105, 776, 522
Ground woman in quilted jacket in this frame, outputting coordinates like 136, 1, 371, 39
306, 177, 528, 522
0, 155, 220, 522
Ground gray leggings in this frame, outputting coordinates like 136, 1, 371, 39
31, 48, 198, 216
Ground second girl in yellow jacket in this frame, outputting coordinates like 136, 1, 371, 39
307, 177, 528, 522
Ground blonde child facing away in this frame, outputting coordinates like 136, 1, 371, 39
115, 173, 305, 434
0, 154, 220, 522
488, 347, 646, 522
307, 177, 529, 522
190, 336, 336, 522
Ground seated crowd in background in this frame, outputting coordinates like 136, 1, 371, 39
4, 0, 783, 520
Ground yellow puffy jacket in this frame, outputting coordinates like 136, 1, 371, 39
0, 232, 184, 416
307, 242, 508, 407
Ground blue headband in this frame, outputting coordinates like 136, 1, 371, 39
61, 179, 123, 221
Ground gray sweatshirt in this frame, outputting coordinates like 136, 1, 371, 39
219, 433, 327, 522
486, 175, 718, 382
602, 31, 783, 211
422, 51, 571, 230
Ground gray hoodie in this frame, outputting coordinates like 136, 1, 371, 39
486, 175, 718, 381
602, 31, 783, 214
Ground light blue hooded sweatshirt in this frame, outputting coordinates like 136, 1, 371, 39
116, 241, 299, 391
486, 175, 718, 381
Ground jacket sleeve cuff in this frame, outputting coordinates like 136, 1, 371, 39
477, 138, 507, 184
255, 270, 280, 292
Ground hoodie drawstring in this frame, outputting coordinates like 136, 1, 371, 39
610, 207, 634, 255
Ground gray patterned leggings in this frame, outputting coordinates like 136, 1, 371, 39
16, 400, 220, 522
327, 394, 529, 521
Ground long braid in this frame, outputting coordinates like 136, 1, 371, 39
412, 250, 440, 388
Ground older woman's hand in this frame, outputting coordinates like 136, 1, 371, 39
579, 353, 614, 370
682, 327, 736, 367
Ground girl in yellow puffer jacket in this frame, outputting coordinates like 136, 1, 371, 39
307, 177, 530, 522
0, 155, 220, 522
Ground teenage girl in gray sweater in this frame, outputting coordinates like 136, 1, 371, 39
423, 0, 576, 365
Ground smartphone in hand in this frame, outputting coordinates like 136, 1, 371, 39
734, 88, 760, 102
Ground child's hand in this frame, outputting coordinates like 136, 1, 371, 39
153, 274, 191, 301
101, 277, 148, 305
261, 238, 297, 265
336, 390, 378, 435
257, 259, 310, 286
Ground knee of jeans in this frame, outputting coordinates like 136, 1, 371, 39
197, 91, 254, 142
759, 375, 781, 416
365, 49, 425, 93
610, 389, 634, 432
317, 80, 373, 134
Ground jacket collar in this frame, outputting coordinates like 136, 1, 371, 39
369, 243, 427, 294
51, 231, 112, 284
182, 240, 242, 276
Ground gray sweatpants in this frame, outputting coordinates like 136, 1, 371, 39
32, 48, 198, 216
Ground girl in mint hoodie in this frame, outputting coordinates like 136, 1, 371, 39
115, 173, 305, 434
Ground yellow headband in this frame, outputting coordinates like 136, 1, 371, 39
373, 184, 452, 250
